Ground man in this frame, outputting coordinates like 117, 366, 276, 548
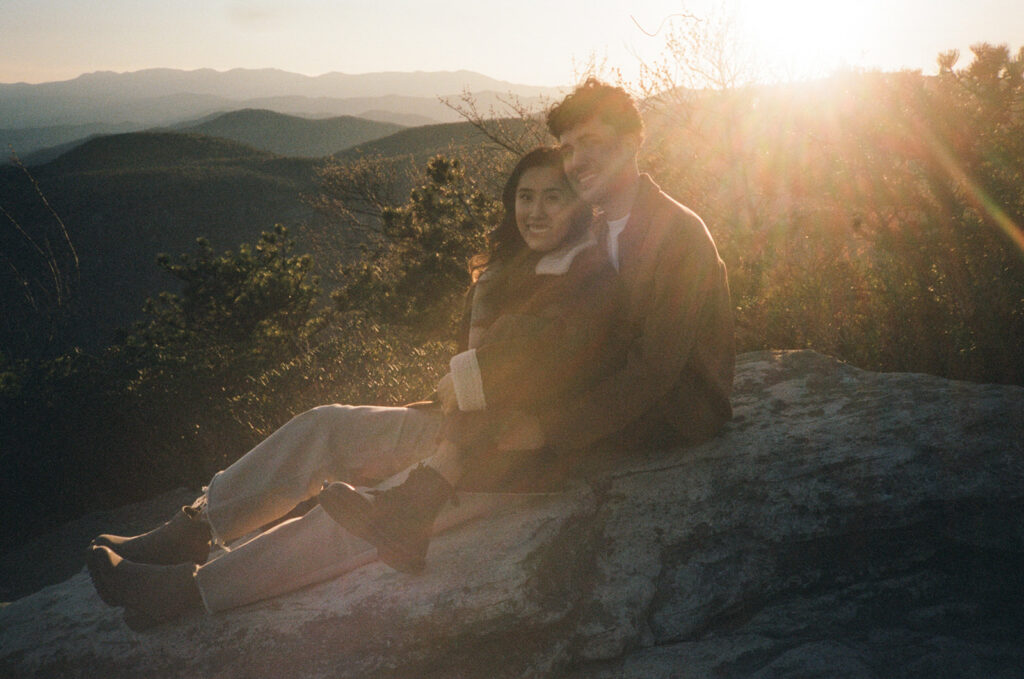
537, 77, 735, 455
316, 104, 735, 571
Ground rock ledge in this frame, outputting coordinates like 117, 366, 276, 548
2, 351, 1023, 678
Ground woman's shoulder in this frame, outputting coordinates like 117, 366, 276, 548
533, 236, 620, 308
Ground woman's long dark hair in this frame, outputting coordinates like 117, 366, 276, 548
470, 146, 591, 280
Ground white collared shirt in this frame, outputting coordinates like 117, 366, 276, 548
606, 214, 630, 271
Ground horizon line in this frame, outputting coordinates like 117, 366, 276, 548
0, 66, 567, 89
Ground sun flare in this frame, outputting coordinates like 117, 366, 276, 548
736, 0, 872, 80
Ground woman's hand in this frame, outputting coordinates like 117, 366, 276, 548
437, 373, 458, 414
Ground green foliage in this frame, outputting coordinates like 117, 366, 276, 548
0, 226, 337, 548
126, 225, 327, 363
226, 315, 452, 440
847, 48, 1024, 382
331, 155, 500, 336
645, 43, 1024, 384
112, 225, 335, 474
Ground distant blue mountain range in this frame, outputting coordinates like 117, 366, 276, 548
1, 68, 564, 156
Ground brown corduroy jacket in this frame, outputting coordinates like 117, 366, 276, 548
538, 174, 735, 452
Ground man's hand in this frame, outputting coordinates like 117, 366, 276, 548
437, 373, 457, 414
496, 411, 545, 450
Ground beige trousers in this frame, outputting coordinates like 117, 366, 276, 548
195, 404, 446, 613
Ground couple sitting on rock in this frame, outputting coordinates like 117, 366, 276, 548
88, 79, 736, 630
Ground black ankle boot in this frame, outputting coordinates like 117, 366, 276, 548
319, 464, 455, 573
91, 504, 211, 566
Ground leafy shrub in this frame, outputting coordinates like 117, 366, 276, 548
645, 44, 1024, 384
331, 155, 500, 337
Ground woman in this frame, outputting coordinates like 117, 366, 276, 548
88, 147, 623, 629
318, 147, 624, 572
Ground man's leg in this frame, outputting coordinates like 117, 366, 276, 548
318, 440, 462, 574
204, 404, 443, 546
196, 504, 375, 613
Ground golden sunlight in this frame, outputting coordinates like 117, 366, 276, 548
737, 0, 872, 80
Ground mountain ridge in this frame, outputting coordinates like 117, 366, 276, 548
1, 68, 563, 156
181, 109, 405, 157
42, 130, 276, 171
2, 67, 560, 99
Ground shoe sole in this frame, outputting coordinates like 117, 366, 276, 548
87, 545, 123, 608
123, 609, 162, 632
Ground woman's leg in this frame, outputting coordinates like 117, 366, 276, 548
204, 404, 443, 546
196, 490, 513, 613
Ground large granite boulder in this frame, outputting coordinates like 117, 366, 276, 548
2, 350, 1023, 678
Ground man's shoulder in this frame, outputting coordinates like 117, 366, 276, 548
635, 176, 718, 256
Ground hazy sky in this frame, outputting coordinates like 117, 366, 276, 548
3, 0, 1023, 86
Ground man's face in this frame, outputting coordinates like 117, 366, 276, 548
558, 116, 637, 209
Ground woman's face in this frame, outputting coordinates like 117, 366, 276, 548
514, 165, 579, 252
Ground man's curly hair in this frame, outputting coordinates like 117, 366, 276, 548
546, 77, 644, 141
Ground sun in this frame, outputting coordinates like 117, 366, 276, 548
735, 0, 872, 80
